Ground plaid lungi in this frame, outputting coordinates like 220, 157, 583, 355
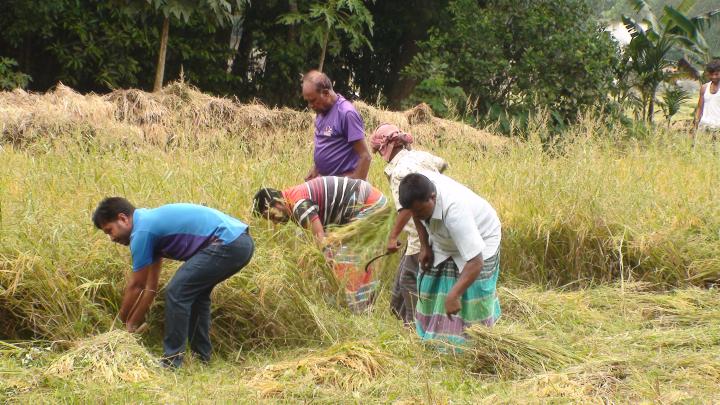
415, 252, 501, 347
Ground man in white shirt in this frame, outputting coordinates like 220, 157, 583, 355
694, 59, 720, 143
399, 171, 501, 346
370, 123, 448, 325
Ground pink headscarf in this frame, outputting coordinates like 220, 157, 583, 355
370, 123, 414, 161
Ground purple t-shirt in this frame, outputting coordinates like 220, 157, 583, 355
313, 95, 365, 176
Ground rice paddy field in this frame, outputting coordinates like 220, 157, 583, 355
1, 83, 719, 403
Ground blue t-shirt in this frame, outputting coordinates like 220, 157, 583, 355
129, 204, 248, 271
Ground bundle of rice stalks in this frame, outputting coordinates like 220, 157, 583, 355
247, 340, 392, 397
405, 103, 434, 125
0, 84, 117, 145
104, 88, 169, 125
466, 324, 583, 377
45, 330, 159, 384
324, 205, 397, 286
513, 361, 628, 402
324, 204, 392, 252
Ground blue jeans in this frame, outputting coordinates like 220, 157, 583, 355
163, 232, 254, 367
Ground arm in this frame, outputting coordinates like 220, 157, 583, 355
305, 165, 319, 181
387, 209, 412, 253
413, 216, 433, 270
348, 139, 372, 180
309, 217, 326, 246
432, 154, 449, 174
695, 84, 705, 132
444, 255, 482, 317
442, 202, 488, 316
119, 259, 162, 327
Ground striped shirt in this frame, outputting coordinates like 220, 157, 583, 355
282, 176, 383, 228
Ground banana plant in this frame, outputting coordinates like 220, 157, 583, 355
621, 0, 719, 123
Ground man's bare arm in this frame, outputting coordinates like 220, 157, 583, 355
348, 139, 372, 180
125, 260, 162, 330
445, 255, 482, 316
387, 209, 413, 253
695, 84, 706, 131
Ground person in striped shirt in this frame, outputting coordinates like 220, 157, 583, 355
252, 176, 387, 245
253, 177, 387, 312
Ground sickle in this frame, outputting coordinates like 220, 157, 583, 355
363, 241, 403, 273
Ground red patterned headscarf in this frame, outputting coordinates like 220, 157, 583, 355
370, 123, 414, 161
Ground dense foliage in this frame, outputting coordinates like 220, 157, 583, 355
0, 0, 718, 129
404, 0, 620, 131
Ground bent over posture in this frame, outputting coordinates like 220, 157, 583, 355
93, 198, 254, 367
369, 123, 448, 325
399, 172, 501, 347
253, 176, 387, 311
252, 176, 386, 245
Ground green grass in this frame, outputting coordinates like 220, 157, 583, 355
1, 84, 719, 403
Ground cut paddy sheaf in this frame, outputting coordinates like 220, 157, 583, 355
1, 85, 720, 402
246, 340, 392, 397
44, 330, 159, 385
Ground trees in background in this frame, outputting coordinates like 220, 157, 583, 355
1, 0, 719, 134
405, 0, 619, 132
278, 0, 374, 73
621, 0, 719, 122
128, 0, 249, 92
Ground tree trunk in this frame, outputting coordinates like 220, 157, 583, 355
647, 86, 656, 124
153, 16, 170, 93
386, 34, 420, 108
226, 14, 245, 74
318, 29, 329, 72
288, 0, 298, 43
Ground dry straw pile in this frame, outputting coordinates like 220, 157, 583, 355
247, 340, 391, 397
0, 81, 502, 151
45, 330, 159, 384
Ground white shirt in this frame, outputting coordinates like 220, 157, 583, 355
384, 149, 447, 255
418, 171, 501, 271
700, 82, 720, 128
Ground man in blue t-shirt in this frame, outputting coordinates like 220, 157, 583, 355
92, 197, 254, 368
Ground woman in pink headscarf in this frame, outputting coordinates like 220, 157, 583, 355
370, 123, 448, 326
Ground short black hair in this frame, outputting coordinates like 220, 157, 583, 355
707, 59, 720, 74
92, 197, 135, 228
252, 188, 283, 217
399, 173, 436, 209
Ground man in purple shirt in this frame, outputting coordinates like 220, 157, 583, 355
302, 70, 372, 180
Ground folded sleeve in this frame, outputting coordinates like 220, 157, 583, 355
292, 199, 320, 228
430, 154, 448, 172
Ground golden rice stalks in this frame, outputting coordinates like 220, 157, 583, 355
247, 341, 391, 397
324, 204, 392, 249
45, 330, 159, 384
405, 102, 434, 125
466, 324, 583, 377
509, 361, 628, 402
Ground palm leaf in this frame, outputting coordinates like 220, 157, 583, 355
664, 6, 697, 38
690, 9, 720, 32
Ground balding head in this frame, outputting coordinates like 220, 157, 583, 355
302, 70, 336, 113
302, 70, 333, 93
